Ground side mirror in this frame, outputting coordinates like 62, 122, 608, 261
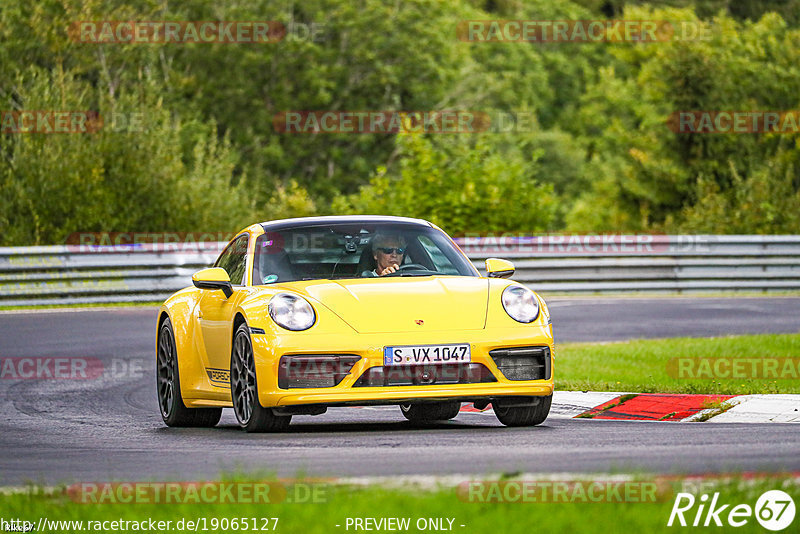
485, 258, 515, 279
192, 267, 233, 298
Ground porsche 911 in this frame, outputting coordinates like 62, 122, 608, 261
156, 216, 554, 432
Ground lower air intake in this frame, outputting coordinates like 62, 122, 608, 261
489, 346, 551, 381
278, 354, 360, 389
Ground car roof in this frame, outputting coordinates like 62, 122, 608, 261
259, 215, 433, 232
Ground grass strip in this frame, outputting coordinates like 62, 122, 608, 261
1, 475, 797, 534
556, 333, 800, 394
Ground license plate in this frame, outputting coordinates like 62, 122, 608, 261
383, 344, 471, 366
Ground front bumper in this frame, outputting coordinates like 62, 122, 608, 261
250, 325, 554, 408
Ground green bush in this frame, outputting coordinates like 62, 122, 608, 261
1, 0, 799, 244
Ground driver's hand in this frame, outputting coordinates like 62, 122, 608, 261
378, 263, 400, 276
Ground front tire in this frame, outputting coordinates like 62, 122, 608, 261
494, 395, 552, 427
400, 401, 461, 424
230, 323, 291, 433
157, 318, 222, 427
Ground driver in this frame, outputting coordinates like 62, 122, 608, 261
366, 234, 407, 276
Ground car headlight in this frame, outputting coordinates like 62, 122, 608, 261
268, 293, 316, 331
501, 285, 540, 323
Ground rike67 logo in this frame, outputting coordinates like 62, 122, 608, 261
668, 490, 795, 530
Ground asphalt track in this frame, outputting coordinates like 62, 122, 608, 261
0, 297, 799, 485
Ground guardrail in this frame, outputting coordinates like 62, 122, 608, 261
459, 235, 800, 293
1, 235, 799, 306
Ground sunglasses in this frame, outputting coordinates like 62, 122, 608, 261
377, 247, 405, 255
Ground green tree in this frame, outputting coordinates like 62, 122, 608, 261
333, 134, 557, 235
0, 68, 250, 245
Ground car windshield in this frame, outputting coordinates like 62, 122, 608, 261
252, 222, 478, 285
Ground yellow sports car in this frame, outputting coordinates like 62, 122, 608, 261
157, 216, 554, 432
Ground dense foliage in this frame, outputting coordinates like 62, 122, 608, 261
1, 0, 799, 244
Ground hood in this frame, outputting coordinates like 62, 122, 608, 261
289, 276, 489, 333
